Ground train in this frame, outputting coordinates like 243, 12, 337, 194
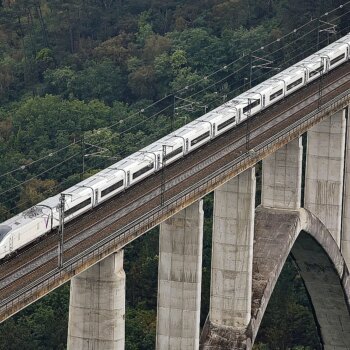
1, 33, 350, 260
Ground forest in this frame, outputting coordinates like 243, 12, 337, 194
0, 0, 348, 348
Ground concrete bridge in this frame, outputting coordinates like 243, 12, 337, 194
67, 110, 350, 349
1, 63, 350, 349
69, 109, 350, 349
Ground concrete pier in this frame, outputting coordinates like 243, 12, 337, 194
304, 110, 346, 246
67, 251, 125, 350
342, 107, 350, 268
156, 200, 204, 350
210, 168, 256, 328
262, 138, 302, 210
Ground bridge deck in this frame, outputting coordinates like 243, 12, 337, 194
1, 61, 350, 322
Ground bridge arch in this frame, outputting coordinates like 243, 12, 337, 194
201, 207, 350, 349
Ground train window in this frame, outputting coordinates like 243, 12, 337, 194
270, 89, 283, 101
330, 53, 345, 66
133, 162, 154, 180
164, 147, 183, 161
101, 180, 124, 197
309, 64, 324, 77
65, 198, 92, 216
287, 78, 303, 91
242, 99, 260, 114
218, 117, 236, 131
191, 131, 210, 146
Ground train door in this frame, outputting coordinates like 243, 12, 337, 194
127, 171, 130, 187
9, 235, 13, 252
262, 95, 266, 107
212, 123, 216, 138
95, 189, 99, 206
157, 154, 160, 170
185, 139, 189, 153
322, 56, 329, 73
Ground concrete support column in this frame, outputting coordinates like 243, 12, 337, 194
305, 110, 346, 246
156, 200, 204, 350
67, 251, 125, 350
342, 107, 350, 268
210, 168, 256, 328
262, 138, 302, 209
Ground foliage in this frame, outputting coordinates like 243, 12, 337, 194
0, 0, 346, 347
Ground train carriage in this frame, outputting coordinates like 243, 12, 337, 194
271, 66, 306, 98
318, 42, 349, 70
61, 185, 94, 221
118, 154, 156, 187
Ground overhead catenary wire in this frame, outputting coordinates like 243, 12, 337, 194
2, 3, 350, 212
0, 104, 175, 209
174, 34, 331, 111
181, 35, 332, 118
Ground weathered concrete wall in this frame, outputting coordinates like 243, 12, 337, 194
292, 233, 350, 349
305, 110, 346, 246
342, 107, 350, 269
156, 200, 204, 350
67, 251, 125, 350
250, 208, 350, 347
210, 168, 256, 327
201, 168, 255, 349
262, 138, 302, 209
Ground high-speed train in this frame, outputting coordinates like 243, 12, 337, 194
1, 33, 350, 260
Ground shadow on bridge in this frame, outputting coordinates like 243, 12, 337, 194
200, 207, 350, 349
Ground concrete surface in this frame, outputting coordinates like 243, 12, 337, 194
304, 110, 346, 246
209, 168, 256, 329
156, 200, 204, 350
342, 107, 350, 269
262, 138, 302, 209
292, 233, 350, 349
67, 251, 125, 350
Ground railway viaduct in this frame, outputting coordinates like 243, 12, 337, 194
1, 63, 350, 349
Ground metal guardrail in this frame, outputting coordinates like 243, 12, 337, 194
1, 87, 350, 319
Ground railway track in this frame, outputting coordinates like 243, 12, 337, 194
1, 61, 350, 318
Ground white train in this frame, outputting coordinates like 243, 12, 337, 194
1, 33, 350, 260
